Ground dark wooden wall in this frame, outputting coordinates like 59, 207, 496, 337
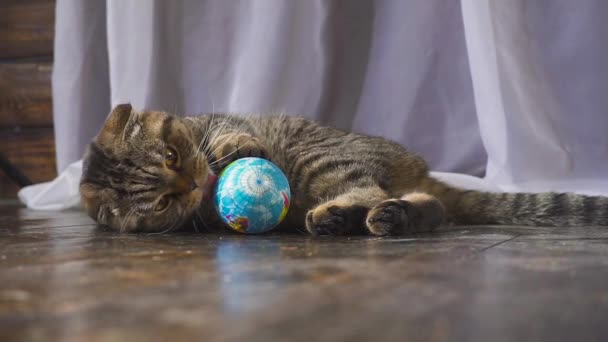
0, 0, 56, 197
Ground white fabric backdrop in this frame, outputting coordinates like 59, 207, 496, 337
462, 0, 608, 195
19, 0, 608, 209
53, 0, 483, 174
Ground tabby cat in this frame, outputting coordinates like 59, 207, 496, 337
79, 104, 608, 234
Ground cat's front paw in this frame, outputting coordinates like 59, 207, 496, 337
305, 201, 368, 236
210, 133, 269, 171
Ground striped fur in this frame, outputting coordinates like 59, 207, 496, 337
79, 104, 608, 234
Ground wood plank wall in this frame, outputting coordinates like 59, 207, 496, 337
0, 0, 56, 197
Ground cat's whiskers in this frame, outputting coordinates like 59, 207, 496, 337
195, 113, 216, 157
207, 97, 228, 152
119, 209, 133, 233
192, 219, 200, 233
195, 211, 211, 232
194, 92, 216, 157
210, 90, 216, 117
203, 116, 233, 157
194, 126, 210, 156
208, 148, 240, 167
294, 225, 308, 235
190, 91, 219, 158
148, 218, 181, 236
173, 102, 179, 117
120, 205, 140, 234
194, 130, 210, 158
205, 112, 248, 155
197, 87, 218, 155
205, 118, 249, 161
206, 119, 251, 166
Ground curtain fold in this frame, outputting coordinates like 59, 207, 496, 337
52, 0, 111, 172
462, 0, 608, 194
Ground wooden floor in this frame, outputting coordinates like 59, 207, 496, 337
2, 202, 608, 341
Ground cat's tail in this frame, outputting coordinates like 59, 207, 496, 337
419, 177, 608, 226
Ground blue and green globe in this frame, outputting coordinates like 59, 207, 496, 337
213, 158, 291, 234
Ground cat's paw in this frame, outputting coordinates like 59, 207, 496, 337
366, 200, 413, 236
366, 197, 443, 236
305, 201, 368, 236
210, 133, 269, 170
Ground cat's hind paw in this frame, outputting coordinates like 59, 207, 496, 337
366, 200, 413, 236
305, 202, 368, 236
366, 195, 444, 236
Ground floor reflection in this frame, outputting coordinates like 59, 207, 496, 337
215, 237, 287, 315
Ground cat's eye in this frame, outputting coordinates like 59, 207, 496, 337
155, 196, 171, 211
164, 147, 179, 168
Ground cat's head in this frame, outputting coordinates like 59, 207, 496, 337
79, 104, 213, 233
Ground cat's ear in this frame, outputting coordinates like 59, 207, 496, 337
97, 103, 134, 146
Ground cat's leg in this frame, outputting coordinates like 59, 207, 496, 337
366, 192, 445, 236
305, 186, 389, 235
208, 132, 269, 171
305, 189, 445, 236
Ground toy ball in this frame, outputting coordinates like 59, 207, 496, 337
214, 157, 291, 234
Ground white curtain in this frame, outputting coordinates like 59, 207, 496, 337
20, 0, 608, 209
462, 0, 608, 194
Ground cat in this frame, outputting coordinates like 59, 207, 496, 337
79, 104, 608, 234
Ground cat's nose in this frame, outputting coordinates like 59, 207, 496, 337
174, 176, 197, 194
